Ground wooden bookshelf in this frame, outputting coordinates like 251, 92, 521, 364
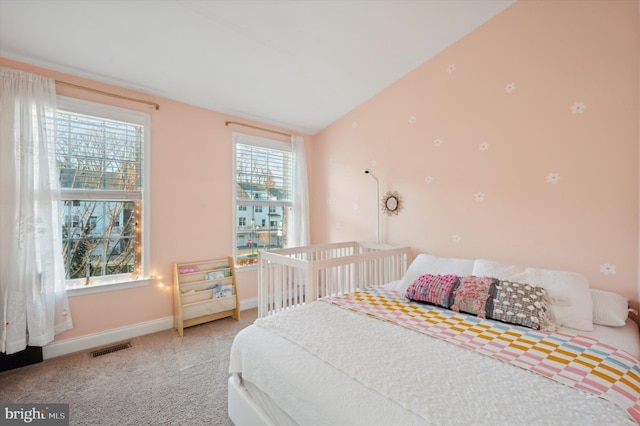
173, 256, 240, 336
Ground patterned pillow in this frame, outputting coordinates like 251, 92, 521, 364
406, 275, 557, 331
451, 276, 498, 319
405, 274, 459, 308
488, 280, 556, 331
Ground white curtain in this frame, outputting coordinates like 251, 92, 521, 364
289, 135, 310, 247
0, 67, 73, 354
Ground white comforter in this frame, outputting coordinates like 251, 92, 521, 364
229, 301, 636, 425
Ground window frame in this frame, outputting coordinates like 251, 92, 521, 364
232, 132, 293, 268
56, 96, 152, 295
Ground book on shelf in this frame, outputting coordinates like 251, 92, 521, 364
206, 270, 225, 280
178, 266, 199, 274
204, 280, 223, 291
214, 285, 233, 298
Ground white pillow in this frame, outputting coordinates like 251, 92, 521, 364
470, 259, 526, 281
398, 253, 474, 292
591, 289, 628, 327
472, 259, 593, 331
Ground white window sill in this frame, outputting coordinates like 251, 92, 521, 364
66, 277, 155, 297
236, 264, 258, 272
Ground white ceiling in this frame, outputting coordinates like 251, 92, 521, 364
0, 0, 515, 135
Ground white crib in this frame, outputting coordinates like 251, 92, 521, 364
258, 241, 412, 317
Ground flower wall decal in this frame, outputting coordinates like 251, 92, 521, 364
351, 121, 358, 128
452, 235, 462, 244
425, 176, 434, 184
433, 138, 443, 147
408, 115, 416, 124
479, 141, 490, 152
474, 192, 485, 202
505, 83, 516, 93
447, 64, 456, 74
599, 263, 617, 275
546, 173, 561, 184
570, 102, 586, 114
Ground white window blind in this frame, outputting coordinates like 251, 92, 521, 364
56, 110, 144, 195
235, 142, 293, 204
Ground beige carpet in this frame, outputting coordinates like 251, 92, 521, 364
0, 308, 258, 425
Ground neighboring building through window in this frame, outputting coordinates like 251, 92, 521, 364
233, 133, 293, 266
56, 97, 150, 288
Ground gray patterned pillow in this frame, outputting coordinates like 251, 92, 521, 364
489, 280, 556, 331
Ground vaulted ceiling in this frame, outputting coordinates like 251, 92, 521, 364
0, 0, 515, 134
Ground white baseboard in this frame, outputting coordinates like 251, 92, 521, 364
240, 297, 258, 310
43, 297, 258, 360
43, 316, 174, 360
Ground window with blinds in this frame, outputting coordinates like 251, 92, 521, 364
233, 134, 294, 266
56, 97, 149, 286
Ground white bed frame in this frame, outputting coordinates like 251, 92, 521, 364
228, 375, 274, 426
257, 241, 412, 317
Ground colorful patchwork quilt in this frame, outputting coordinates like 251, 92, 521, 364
323, 288, 640, 423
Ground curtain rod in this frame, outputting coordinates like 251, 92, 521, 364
225, 121, 291, 137
55, 80, 160, 110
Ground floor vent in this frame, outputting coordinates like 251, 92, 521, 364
90, 342, 132, 358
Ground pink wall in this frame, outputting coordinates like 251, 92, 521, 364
0, 57, 309, 341
2, 0, 638, 343
310, 0, 640, 301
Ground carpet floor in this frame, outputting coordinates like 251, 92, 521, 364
0, 308, 258, 425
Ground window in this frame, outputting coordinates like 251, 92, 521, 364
56, 97, 150, 289
233, 133, 293, 266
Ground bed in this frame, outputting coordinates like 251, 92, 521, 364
229, 251, 640, 425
